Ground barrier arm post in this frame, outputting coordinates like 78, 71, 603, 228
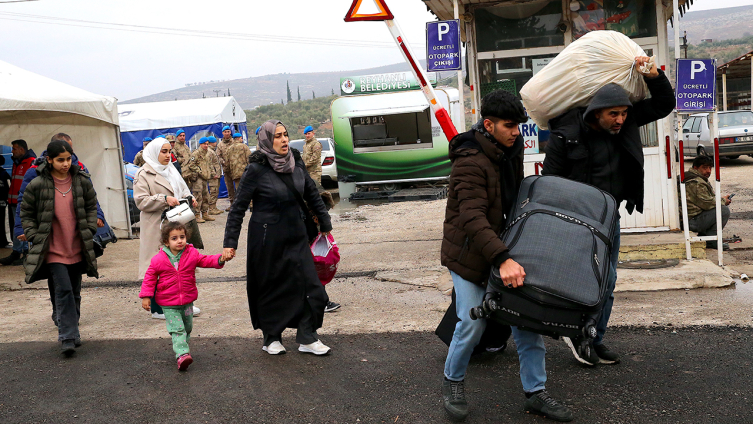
712, 110, 724, 266
678, 125, 693, 261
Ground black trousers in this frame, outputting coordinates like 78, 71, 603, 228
263, 302, 318, 346
49, 263, 83, 342
0, 201, 8, 246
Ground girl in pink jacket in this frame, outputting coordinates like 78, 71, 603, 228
139, 221, 230, 371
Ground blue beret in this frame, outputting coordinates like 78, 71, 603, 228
222, 126, 231, 132
155, 134, 166, 139
304, 126, 314, 134
233, 132, 242, 138
175, 129, 185, 136
207, 136, 217, 143
199, 137, 208, 144
255, 126, 261, 135
143, 137, 153, 142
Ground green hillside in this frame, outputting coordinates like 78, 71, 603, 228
245, 95, 338, 144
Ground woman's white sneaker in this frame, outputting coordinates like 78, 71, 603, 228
298, 340, 331, 355
262, 341, 287, 355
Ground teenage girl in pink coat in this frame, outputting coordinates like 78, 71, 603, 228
139, 221, 232, 370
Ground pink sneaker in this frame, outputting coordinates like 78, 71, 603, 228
177, 353, 193, 371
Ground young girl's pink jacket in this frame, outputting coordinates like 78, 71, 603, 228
139, 244, 224, 306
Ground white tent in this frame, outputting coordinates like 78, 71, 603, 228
119, 97, 247, 132
0, 60, 130, 238
118, 97, 248, 159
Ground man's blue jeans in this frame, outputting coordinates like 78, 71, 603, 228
444, 271, 547, 393
595, 218, 620, 346
11, 234, 27, 254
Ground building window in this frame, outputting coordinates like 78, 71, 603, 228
571, 0, 657, 40
475, 1, 564, 52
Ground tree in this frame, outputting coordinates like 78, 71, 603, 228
331, 88, 335, 96
297, 86, 301, 102
280, 99, 284, 105
312, 91, 316, 99
286, 81, 292, 103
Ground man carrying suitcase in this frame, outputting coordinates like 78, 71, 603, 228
440, 90, 572, 422
542, 56, 675, 366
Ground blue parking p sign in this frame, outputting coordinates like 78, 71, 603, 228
426, 20, 461, 71
676, 59, 716, 112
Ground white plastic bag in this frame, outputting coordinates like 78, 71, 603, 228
520, 30, 652, 130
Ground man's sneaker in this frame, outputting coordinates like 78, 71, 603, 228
0, 251, 21, 266
593, 343, 621, 364
177, 353, 193, 371
324, 301, 341, 313
298, 340, 331, 355
60, 339, 76, 355
441, 378, 468, 421
524, 390, 573, 422
262, 341, 287, 355
562, 337, 598, 366
74, 337, 82, 347
151, 312, 166, 320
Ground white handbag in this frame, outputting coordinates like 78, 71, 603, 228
164, 201, 195, 224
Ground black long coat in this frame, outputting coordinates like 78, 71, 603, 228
223, 150, 332, 335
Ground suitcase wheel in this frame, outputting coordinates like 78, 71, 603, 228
587, 325, 597, 339
469, 306, 484, 320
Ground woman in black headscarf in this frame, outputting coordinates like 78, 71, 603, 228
223, 120, 333, 356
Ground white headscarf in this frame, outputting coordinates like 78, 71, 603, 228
143, 139, 190, 197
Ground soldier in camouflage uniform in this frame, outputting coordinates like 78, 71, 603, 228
187, 137, 214, 223
216, 125, 236, 208
172, 129, 191, 172
224, 133, 251, 208
133, 137, 152, 167
206, 136, 223, 215
301, 126, 322, 184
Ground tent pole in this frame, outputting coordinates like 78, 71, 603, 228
114, 126, 133, 239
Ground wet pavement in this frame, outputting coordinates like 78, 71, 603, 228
1, 328, 751, 424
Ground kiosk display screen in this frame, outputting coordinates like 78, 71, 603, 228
350, 109, 433, 153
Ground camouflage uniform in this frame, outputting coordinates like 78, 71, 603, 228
302, 138, 323, 184
133, 150, 145, 167
216, 136, 236, 207
187, 148, 213, 221
207, 147, 222, 214
173, 140, 191, 170
225, 142, 251, 207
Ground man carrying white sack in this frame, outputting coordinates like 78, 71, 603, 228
542, 56, 675, 367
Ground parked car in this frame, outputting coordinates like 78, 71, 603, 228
289, 138, 337, 188
124, 162, 140, 225
682, 111, 753, 159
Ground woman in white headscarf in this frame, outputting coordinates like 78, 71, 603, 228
133, 137, 198, 318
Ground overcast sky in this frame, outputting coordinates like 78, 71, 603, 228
1, 0, 750, 101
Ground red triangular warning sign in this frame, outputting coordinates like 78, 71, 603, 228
344, 0, 394, 22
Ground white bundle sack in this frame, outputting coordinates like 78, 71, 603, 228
520, 30, 653, 130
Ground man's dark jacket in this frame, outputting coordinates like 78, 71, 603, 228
440, 127, 524, 285
542, 70, 675, 214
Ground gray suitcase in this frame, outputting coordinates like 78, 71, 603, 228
471, 175, 618, 343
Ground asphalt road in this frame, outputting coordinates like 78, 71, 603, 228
1, 327, 751, 424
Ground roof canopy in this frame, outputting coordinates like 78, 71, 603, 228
0, 59, 118, 125
118, 97, 247, 132
422, 0, 699, 22
718, 51, 753, 80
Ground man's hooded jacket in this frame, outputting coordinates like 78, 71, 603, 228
541, 70, 675, 214
440, 122, 524, 285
